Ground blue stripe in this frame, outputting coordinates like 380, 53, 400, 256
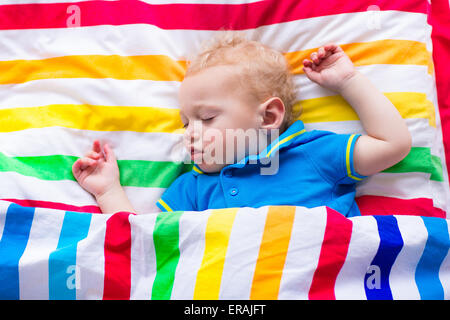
415, 216, 450, 300
48, 211, 92, 300
0, 203, 35, 299
365, 215, 404, 300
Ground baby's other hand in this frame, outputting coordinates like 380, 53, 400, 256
72, 140, 121, 199
302, 44, 357, 93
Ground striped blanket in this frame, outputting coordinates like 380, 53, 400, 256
1, 201, 449, 300
0, 0, 449, 217
1, 0, 450, 299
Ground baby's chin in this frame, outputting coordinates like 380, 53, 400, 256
195, 161, 227, 174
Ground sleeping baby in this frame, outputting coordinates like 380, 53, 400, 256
72, 32, 411, 217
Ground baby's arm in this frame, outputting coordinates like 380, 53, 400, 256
338, 71, 411, 176
95, 183, 137, 215
303, 44, 411, 176
72, 140, 137, 214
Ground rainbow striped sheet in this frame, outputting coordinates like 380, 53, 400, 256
1, 0, 450, 300
0, 0, 449, 217
0, 201, 449, 300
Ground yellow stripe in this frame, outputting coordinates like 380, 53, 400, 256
0, 55, 187, 85
0, 40, 431, 85
0, 92, 434, 133
0, 104, 183, 133
345, 134, 363, 181
296, 92, 436, 127
286, 39, 433, 75
193, 208, 238, 300
192, 165, 204, 174
250, 206, 296, 299
266, 129, 306, 157
157, 199, 174, 212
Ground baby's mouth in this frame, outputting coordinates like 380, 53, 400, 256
190, 147, 203, 160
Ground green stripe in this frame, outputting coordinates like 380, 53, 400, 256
118, 160, 192, 187
430, 155, 444, 181
151, 211, 182, 300
382, 147, 444, 181
0, 146, 444, 185
0, 152, 193, 188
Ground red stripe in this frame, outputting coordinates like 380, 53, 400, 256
356, 195, 446, 218
308, 207, 352, 300
0, 0, 427, 31
0, 198, 101, 213
430, 0, 450, 184
103, 211, 133, 300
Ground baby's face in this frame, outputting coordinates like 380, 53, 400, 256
179, 65, 263, 173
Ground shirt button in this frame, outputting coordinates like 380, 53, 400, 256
229, 187, 239, 196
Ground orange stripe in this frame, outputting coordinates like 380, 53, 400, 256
250, 206, 296, 299
0, 55, 187, 85
287, 39, 433, 75
0, 40, 431, 85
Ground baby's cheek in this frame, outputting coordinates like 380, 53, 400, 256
224, 136, 240, 163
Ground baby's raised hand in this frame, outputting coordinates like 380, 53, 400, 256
72, 140, 121, 199
302, 44, 357, 93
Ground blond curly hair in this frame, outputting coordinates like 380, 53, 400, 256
185, 31, 299, 132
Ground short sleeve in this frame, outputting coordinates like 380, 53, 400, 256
155, 171, 198, 212
306, 132, 368, 185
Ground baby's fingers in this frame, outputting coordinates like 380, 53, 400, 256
103, 143, 117, 163
324, 43, 342, 54
74, 157, 97, 172
85, 150, 102, 160
72, 158, 84, 179
310, 51, 320, 65
317, 47, 325, 58
303, 59, 313, 68
93, 140, 102, 153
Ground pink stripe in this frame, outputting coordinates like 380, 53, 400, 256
356, 195, 446, 218
103, 211, 133, 300
429, 0, 450, 184
308, 208, 352, 300
0, 198, 101, 213
0, 0, 427, 31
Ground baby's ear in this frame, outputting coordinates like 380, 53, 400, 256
258, 97, 286, 130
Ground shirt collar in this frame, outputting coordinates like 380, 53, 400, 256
258, 119, 306, 158
191, 120, 306, 176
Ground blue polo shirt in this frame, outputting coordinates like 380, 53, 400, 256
155, 120, 367, 217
